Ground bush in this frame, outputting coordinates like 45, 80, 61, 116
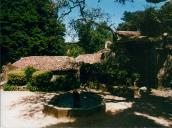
26, 82, 39, 92
31, 71, 53, 87
24, 66, 36, 82
52, 74, 80, 91
80, 63, 134, 86
109, 86, 134, 98
80, 63, 103, 83
7, 70, 26, 85
3, 83, 15, 91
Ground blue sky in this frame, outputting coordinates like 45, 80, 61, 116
63, 0, 166, 42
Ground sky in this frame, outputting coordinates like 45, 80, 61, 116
62, 0, 166, 42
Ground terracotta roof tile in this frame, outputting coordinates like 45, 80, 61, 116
76, 53, 102, 64
12, 52, 104, 71
116, 31, 141, 37
12, 56, 78, 71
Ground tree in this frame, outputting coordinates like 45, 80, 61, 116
146, 0, 167, 3
118, 1, 172, 36
159, 1, 172, 34
0, 0, 65, 67
65, 43, 85, 57
57, 0, 167, 44
0, 0, 168, 68
140, 7, 162, 36
75, 21, 113, 53
117, 11, 144, 31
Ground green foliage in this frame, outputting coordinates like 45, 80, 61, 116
118, 8, 161, 36
24, 66, 36, 82
52, 74, 80, 91
7, 70, 27, 85
140, 8, 162, 36
26, 82, 39, 92
159, 2, 172, 35
3, 84, 15, 91
80, 61, 134, 86
31, 71, 53, 87
27, 72, 80, 92
118, 11, 144, 31
80, 41, 141, 86
118, 2, 172, 36
109, 86, 134, 98
0, 0, 65, 67
65, 43, 85, 57
75, 21, 113, 53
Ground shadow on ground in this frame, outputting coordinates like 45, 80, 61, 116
43, 94, 172, 128
9, 92, 56, 119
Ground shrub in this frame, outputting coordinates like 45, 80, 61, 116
24, 66, 36, 82
3, 83, 15, 91
80, 63, 103, 84
52, 74, 80, 91
7, 70, 26, 85
80, 63, 133, 86
31, 71, 53, 87
109, 86, 134, 98
26, 82, 39, 92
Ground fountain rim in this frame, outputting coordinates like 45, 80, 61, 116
43, 101, 105, 111
44, 91, 105, 110
43, 91, 106, 117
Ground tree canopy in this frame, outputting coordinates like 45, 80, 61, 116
75, 21, 113, 53
118, 1, 172, 36
0, 0, 65, 67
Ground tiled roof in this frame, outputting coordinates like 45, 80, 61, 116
116, 31, 141, 37
12, 56, 79, 71
75, 52, 102, 64
12, 52, 104, 71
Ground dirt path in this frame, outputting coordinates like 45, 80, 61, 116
0, 90, 172, 128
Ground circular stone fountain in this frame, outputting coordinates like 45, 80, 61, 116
43, 91, 105, 117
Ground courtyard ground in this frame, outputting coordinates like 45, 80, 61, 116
0, 88, 172, 128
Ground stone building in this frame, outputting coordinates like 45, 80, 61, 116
0, 49, 109, 82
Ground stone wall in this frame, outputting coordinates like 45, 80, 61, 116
0, 63, 17, 82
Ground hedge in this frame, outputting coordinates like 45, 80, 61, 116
24, 66, 36, 82
80, 63, 133, 85
31, 71, 53, 87
52, 74, 80, 91
7, 70, 27, 85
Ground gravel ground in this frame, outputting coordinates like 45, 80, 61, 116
0, 89, 172, 128
152, 88, 172, 97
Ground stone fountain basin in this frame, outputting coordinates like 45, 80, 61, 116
43, 92, 105, 117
